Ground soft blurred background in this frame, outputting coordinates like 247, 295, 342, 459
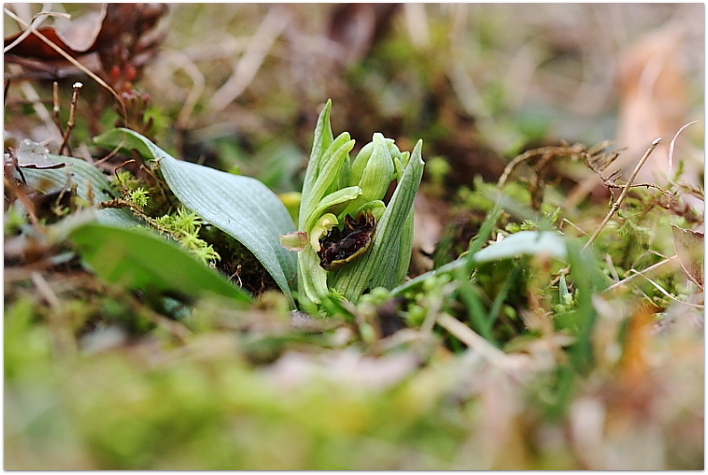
5, 3, 704, 190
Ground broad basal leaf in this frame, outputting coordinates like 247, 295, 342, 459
70, 223, 251, 303
94, 128, 297, 300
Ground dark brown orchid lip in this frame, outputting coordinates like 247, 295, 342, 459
317, 211, 377, 271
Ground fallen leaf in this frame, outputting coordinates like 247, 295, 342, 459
16, 139, 65, 169
5, 4, 167, 83
671, 224, 704, 289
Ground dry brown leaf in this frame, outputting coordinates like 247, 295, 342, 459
671, 224, 704, 289
5, 4, 167, 83
5, 5, 162, 59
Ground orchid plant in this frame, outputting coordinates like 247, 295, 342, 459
281, 100, 424, 306
71, 100, 423, 309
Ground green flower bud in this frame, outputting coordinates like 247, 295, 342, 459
339, 133, 395, 219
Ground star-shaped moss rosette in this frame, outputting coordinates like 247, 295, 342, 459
281, 100, 424, 306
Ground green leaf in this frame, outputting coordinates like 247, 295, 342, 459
393, 230, 569, 297
298, 245, 329, 303
304, 186, 361, 232
394, 209, 415, 284
472, 231, 568, 262
17, 153, 141, 227
94, 128, 297, 301
302, 133, 355, 226
69, 223, 251, 303
340, 133, 395, 218
299, 100, 334, 228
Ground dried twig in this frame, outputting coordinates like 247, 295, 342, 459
437, 313, 508, 365
436, 313, 528, 385
630, 268, 704, 309
583, 138, 661, 251
497, 147, 557, 189
51, 81, 65, 136
3, 9, 69, 54
113, 159, 137, 185
58, 82, 82, 155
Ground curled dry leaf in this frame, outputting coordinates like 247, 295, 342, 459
671, 224, 704, 289
4, 4, 167, 83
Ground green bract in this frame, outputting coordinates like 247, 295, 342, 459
284, 100, 425, 305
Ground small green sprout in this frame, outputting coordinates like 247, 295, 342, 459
129, 187, 150, 208
154, 208, 220, 264
281, 100, 425, 306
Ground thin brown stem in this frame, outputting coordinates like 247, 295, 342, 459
58, 82, 82, 155
583, 138, 661, 251
51, 81, 65, 137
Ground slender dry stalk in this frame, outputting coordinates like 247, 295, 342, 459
436, 313, 528, 384
583, 138, 661, 250
3, 9, 69, 53
603, 255, 677, 293
51, 81, 64, 136
58, 82, 82, 155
